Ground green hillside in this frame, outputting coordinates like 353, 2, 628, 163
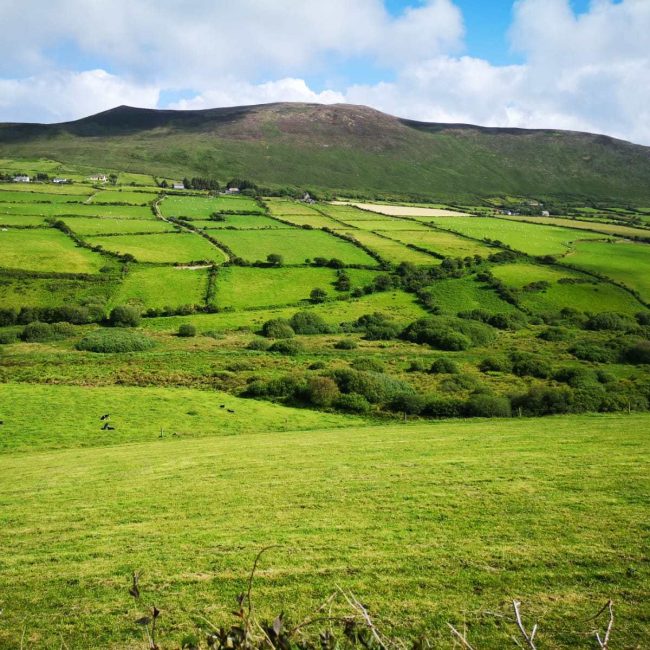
2, 103, 650, 202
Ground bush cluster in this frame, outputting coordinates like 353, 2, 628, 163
76, 329, 156, 353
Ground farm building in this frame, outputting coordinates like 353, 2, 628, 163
172, 182, 185, 190
225, 187, 240, 194
52, 178, 69, 184
13, 175, 30, 183
89, 174, 107, 182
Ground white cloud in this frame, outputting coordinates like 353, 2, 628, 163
1, 1, 650, 145
0, 70, 159, 123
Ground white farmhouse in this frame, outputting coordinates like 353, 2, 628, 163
172, 182, 185, 190
89, 174, 107, 182
13, 175, 30, 183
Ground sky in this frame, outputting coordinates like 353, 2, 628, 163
0, 0, 648, 144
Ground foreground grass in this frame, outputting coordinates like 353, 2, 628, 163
0, 407, 647, 648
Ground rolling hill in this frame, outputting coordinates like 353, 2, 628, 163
2, 102, 650, 202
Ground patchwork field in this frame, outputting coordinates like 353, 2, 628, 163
89, 190, 157, 205
383, 228, 495, 258
0, 393, 647, 648
86, 232, 229, 264
0, 190, 84, 203
190, 214, 289, 229
0, 202, 153, 218
337, 229, 436, 264
161, 194, 264, 219
0, 276, 117, 309
108, 266, 208, 311
423, 216, 604, 256
0, 229, 105, 273
0, 214, 48, 227
492, 262, 644, 314
337, 202, 470, 217
62, 216, 177, 235
565, 240, 650, 301
423, 276, 519, 314
210, 228, 378, 265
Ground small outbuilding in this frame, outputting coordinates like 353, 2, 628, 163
13, 175, 30, 183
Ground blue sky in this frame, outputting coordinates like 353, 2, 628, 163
0, 0, 648, 144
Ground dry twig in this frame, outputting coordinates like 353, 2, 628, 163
593, 600, 614, 650
512, 600, 537, 650
447, 623, 477, 650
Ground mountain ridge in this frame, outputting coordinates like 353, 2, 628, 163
1, 102, 649, 202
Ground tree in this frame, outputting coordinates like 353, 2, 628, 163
108, 173, 118, 185
177, 323, 197, 337
108, 305, 141, 328
307, 376, 340, 407
267, 253, 284, 267
310, 288, 327, 304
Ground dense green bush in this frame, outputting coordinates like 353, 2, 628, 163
421, 396, 465, 418
306, 376, 340, 406
553, 366, 597, 387
247, 337, 270, 351
76, 329, 155, 353
465, 393, 512, 418
510, 351, 552, 378
406, 359, 428, 372
585, 312, 637, 332
388, 392, 426, 415
569, 340, 617, 363
402, 316, 494, 351
334, 392, 371, 414
330, 368, 413, 404
353, 313, 401, 341
21, 321, 75, 342
269, 339, 303, 355
511, 385, 574, 416
0, 308, 17, 327
261, 318, 295, 339
429, 358, 459, 374
623, 340, 650, 364
289, 311, 330, 335
177, 323, 197, 337
439, 373, 480, 393
351, 357, 385, 373
539, 326, 570, 342
334, 338, 357, 350
0, 330, 17, 344
478, 356, 511, 373
108, 305, 141, 328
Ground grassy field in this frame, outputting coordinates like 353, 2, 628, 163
0, 202, 153, 219
383, 228, 495, 258
89, 190, 157, 205
190, 215, 290, 229
336, 229, 437, 265
0, 181, 94, 196
209, 229, 378, 266
62, 216, 177, 236
564, 240, 650, 301
0, 214, 48, 227
423, 216, 604, 256
86, 233, 229, 264
336, 219, 431, 231
423, 276, 519, 314
341, 202, 470, 217
143, 290, 428, 333
213, 266, 341, 309
0, 396, 647, 648
0, 190, 84, 203
0, 276, 117, 309
108, 267, 209, 311
0, 229, 105, 274
499, 214, 650, 240
161, 195, 264, 219
492, 262, 644, 314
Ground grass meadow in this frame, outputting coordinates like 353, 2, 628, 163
423, 216, 604, 256
62, 216, 178, 236
190, 215, 289, 229
0, 395, 647, 648
108, 267, 209, 310
383, 228, 495, 258
0, 276, 117, 309
89, 190, 157, 205
161, 195, 264, 219
86, 233, 229, 264
0, 202, 153, 219
0, 229, 105, 274
565, 240, 650, 301
209, 229, 378, 265
336, 229, 437, 265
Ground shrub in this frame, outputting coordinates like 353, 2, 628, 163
553, 366, 597, 388
76, 329, 156, 353
351, 357, 385, 373
289, 311, 330, 335
623, 340, 650, 365
334, 393, 371, 414
465, 394, 512, 418
511, 386, 574, 416
388, 392, 426, 415
406, 359, 428, 372
108, 305, 141, 327
330, 368, 413, 404
429, 358, 459, 374
309, 287, 328, 303
510, 351, 551, 378
478, 356, 511, 373
308, 361, 327, 370
261, 318, 295, 339
569, 341, 617, 363
266, 253, 283, 267
585, 312, 636, 332
439, 373, 479, 393
401, 316, 493, 351
354, 313, 401, 340
306, 376, 340, 406
0, 331, 17, 344
0, 308, 18, 327
422, 396, 465, 418
269, 339, 303, 355
334, 338, 357, 350
247, 337, 270, 351
539, 326, 570, 342
21, 321, 75, 342
177, 323, 197, 337
636, 311, 650, 326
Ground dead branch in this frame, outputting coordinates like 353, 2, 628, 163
447, 623, 477, 650
246, 545, 279, 618
337, 586, 388, 650
594, 600, 614, 650
512, 601, 537, 650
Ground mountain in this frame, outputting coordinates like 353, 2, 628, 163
2, 102, 650, 203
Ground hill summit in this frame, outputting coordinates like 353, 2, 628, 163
1, 102, 649, 202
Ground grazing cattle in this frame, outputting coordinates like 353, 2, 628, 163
100, 414, 110, 421
219, 405, 225, 408
227, 409, 235, 413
